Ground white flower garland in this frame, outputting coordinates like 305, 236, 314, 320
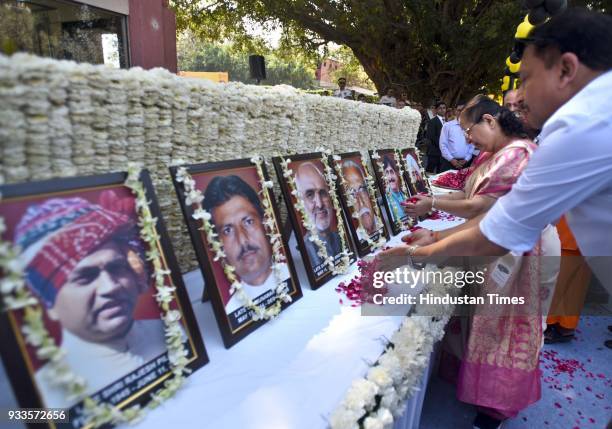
408, 149, 433, 195
279, 154, 352, 275
371, 151, 414, 232
330, 266, 457, 429
174, 158, 292, 322
0, 165, 191, 427
0, 54, 422, 277
332, 155, 386, 251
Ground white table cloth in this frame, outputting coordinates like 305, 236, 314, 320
0, 216, 462, 429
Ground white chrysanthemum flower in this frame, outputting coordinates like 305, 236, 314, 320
367, 366, 393, 389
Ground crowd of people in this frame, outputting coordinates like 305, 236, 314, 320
371, 8, 611, 429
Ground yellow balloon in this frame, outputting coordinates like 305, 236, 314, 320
509, 61, 521, 74
501, 75, 510, 91
515, 21, 534, 39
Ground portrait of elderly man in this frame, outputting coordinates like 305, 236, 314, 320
294, 161, 342, 270
14, 197, 167, 408
404, 151, 428, 194
341, 159, 382, 241
203, 175, 290, 316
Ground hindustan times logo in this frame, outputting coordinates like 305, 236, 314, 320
372, 268, 485, 289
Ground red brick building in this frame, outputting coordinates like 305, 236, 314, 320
0, 0, 177, 72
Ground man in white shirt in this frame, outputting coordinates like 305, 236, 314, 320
378, 88, 397, 107
203, 175, 290, 316
439, 103, 474, 172
333, 77, 353, 100
377, 9, 612, 293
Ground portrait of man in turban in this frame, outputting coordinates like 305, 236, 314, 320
13, 195, 168, 407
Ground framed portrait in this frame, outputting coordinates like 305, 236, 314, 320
170, 158, 302, 349
400, 148, 431, 196
0, 171, 208, 429
331, 152, 389, 257
369, 149, 414, 235
272, 152, 356, 289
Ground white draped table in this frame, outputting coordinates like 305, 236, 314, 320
0, 216, 463, 429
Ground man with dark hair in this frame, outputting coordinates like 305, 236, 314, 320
378, 88, 397, 107
424, 101, 447, 173
439, 103, 473, 172
333, 77, 353, 100
204, 175, 289, 315
378, 8, 612, 343
382, 154, 408, 224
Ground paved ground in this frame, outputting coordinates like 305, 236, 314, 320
420, 315, 612, 429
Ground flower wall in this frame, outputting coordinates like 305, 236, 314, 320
0, 54, 421, 272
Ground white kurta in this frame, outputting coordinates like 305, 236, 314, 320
225, 263, 291, 315
35, 319, 167, 408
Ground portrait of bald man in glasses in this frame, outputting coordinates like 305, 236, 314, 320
341, 159, 383, 241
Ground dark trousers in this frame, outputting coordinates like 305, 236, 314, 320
426, 155, 441, 173
440, 158, 454, 173
440, 158, 473, 172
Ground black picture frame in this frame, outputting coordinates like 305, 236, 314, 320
368, 149, 414, 235
331, 152, 389, 257
0, 170, 208, 429
272, 152, 356, 290
170, 158, 302, 349
400, 147, 431, 196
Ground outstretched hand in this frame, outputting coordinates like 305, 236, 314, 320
402, 228, 435, 246
375, 245, 411, 273
401, 194, 432, 217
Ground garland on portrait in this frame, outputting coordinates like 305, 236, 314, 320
279, 151, 352, 275
371, 150, 414, 232
174, 157, 292, 322
332, 154, 386, 251
409, 148, 433, 195
0, 165, 190, 428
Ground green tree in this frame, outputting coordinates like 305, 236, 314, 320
171, 1, 610, 105
177, 32, 316, 88
171, 0, 527, 104
327, 46, 376, 91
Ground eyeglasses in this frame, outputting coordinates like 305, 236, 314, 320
463, 116, 483, 139
347, 185, 368, 199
